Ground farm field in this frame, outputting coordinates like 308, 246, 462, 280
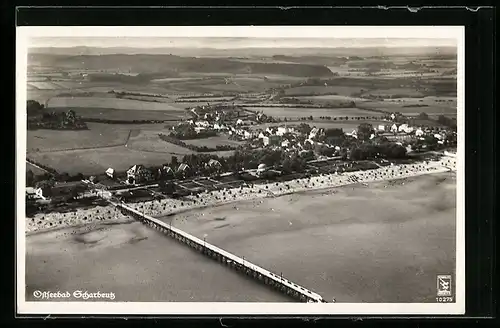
361, 88, 425, 98
48, 107, 186, 121
284, 85, 366, 96
27, 123, 132, 153
243, 106, 379, 119
27, 90, 66, 106
118, 95, 178, 103
48, 97, 188, 112
151, 77, 204, 83
295, 95, 370, 103
327, 66, 367, 77
176, 97, 236, 102
183, 136, 244, 148
27, 76, 50, 82
27, 82, 65, 90
357, 99, 457, 115
163, 78, 285, 94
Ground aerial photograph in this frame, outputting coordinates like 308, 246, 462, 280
23, 34, 458, 304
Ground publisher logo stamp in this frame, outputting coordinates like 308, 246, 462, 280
437, 275, 452, 297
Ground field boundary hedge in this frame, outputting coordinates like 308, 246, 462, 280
26, 158, 58, 175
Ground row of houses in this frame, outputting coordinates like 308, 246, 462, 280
121, 160, 223, 186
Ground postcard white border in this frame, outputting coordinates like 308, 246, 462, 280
16, 26, 465, 316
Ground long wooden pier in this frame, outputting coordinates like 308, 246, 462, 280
111, 201, 328, 303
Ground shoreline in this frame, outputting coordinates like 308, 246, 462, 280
24, 155, 456, 235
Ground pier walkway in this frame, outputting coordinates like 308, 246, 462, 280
110, 200, 328, 303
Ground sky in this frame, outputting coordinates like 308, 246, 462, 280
29, 37, 457, 49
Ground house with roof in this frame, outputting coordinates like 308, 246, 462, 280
194, 126, 207, 133
281, 139, 290, 148
308, 127, 325, 140
258, 131, 268, 139
105, 168, 114, 179
398, 124, 409, 133
415, 128, 424, 137
126, 165, 153, 185
177, 163, 190, 174
347, 129, 358, 139
378, 124, 387, 132
196, 120, 210, 127
266, 127, 277, 135
158, 165, 174, 180
36, 181, 88, 200
276, 126, 290, 136
257, 163, 268, 175
390, 124, 399, 133
26, 187, 45, 200
263, 135, 281, 147
206, 159, 222, 171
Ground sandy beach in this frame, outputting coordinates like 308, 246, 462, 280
25, 155, 456, 234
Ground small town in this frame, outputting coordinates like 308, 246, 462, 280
26, 101, 457, 227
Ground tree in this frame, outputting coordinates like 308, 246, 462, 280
27, 100, 44, 116
26, 170, 34, 187
300, 150, 315, 161
418, 112, 429, 120
324, 128, 344, 138
159, 181, 176, 196
281, 157, 293, 174
297, 123, 312, 136
349, 147, 365, 160
357, 123, 375, 141
290, 154, 306, 172
35, 179, 55, 197
388, 144, 407, 158
171, 156, 179, 167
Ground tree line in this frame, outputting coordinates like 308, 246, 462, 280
27, 100, 88, 130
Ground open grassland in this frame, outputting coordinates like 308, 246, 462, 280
27, 146, 178, 175
183, 136, 244, 148
167, 173, 456, 303
27, 123, 132, 153
244, 106, 378, 119
126, 130, 196, 154
27, 146, 235, 175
